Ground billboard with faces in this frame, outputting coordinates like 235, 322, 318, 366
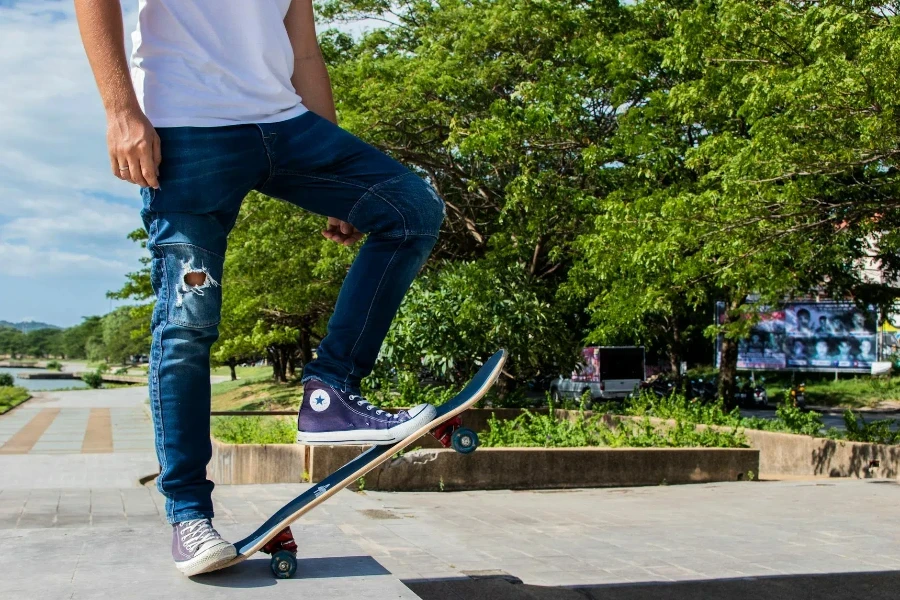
721, 301, 878, 372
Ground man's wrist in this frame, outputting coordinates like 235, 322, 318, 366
105, 101, 144, 120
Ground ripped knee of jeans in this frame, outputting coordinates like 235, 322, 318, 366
159, 243, 224, 329
176, 260, 220, 308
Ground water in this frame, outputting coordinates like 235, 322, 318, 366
0, 367, 88, 391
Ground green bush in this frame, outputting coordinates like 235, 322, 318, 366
45, 360, 62, 371
114, 367, 129, 375
616, 390, 898, 445
0, 373, 14, 387
96, 363, 110, 373
211, 416, 295, 444
480, 408, 747, 449
0, 386, 30, 414
620, 392, 741, 427
81, 370, 103, 389
842, 410, 900, 445
361, 370, 456, 409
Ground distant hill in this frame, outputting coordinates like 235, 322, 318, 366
0, 320, 61, 332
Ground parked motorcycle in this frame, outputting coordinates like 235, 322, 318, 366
735, 376, 768, 408
790, 381, 807, 409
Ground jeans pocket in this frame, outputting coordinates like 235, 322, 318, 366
159, 243, 224, 329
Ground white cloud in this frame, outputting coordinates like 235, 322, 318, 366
0, 242, 128, 276
0, 0, 142, 286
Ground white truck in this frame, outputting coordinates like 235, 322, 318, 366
549, 346, 645, 406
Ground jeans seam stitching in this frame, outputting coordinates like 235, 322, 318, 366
155, 242, 226, 261
343, 235, 407, 387
274, 170, 370, 191
256, 124, 276, 192
368, 171, 412, 192
153, 245, 172, 523
369, 190, 408, 235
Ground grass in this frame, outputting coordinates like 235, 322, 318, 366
0, 387, 31, 414
730, 371, 900, 408
683, 365, 900, 409
211, 415, 295, 444
211, 376, 302, 412
211, 365, 272, 380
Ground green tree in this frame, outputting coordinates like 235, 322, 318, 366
214, 192, 352, 382
0, 327, 25, 358
569, 0, 900, 402
100, 306, 149, 365
61, 317, 104, 360
318, 0, 628, 385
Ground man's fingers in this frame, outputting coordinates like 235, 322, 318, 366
340, 221, 353, 235
135, 140, 158, 188
110, 154, 127, 180
128, 156, 150, 188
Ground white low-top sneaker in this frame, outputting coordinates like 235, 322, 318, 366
172, 518, 236, 576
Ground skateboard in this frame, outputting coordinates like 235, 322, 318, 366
211, 348, 507, 578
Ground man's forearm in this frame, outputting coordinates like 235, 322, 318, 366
285, 0, 337, 124
291, 52, 338, 124
74, 0, 139, 114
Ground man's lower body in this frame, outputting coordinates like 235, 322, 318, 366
141, 110, 445, 574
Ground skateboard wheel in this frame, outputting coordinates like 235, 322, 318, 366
270, 550, 297, 579
451, 428, 478, 454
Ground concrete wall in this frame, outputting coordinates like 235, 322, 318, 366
631, 416, 900, 480
306, 445, 758, 491
744, 429, 900, 479
208, 438, 307, 485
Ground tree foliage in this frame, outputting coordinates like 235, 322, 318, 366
98, 0, 900, 403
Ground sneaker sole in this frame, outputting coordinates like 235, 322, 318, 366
176, 541, 238, 577
296, 405, 437, 445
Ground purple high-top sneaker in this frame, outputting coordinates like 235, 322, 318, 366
296, 380, 437, 445
172, 518, 236, 576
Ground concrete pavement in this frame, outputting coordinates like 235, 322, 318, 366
1, 386, 899, 599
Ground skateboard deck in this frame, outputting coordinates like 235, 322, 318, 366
210, 348, 507, 578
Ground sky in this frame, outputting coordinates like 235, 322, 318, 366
0, 0, 373, 328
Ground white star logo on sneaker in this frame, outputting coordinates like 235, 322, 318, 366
310, 389, 330, 412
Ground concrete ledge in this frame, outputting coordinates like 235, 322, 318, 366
632, 416, 900, 479
307, 446, 759, 491
743, 429, 900, 479
208, 438, 307, 485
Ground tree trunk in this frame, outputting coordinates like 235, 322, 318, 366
287, 353, 296, 378
229, 360, 237, 381
270, 348, 285, 383
667, 319, 683, 380
717, 298, 742, 408
299, 326, 313, 368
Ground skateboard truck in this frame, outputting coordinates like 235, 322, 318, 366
261, 526, 298, 578
430, 415, 479, 454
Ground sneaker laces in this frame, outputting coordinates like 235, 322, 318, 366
349, 394, 397, 418
179, 519, 223, 553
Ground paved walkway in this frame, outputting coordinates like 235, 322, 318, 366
1, 388, 898, 599
0, 387, 158, 489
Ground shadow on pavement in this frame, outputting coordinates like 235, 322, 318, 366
405, 570, 900, 600
194, 555, 390, 588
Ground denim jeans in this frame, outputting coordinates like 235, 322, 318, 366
140, 110, 444, 523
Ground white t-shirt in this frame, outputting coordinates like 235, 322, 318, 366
130, 0, 308, 127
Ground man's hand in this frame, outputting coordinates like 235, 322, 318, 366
322, 217, 363, 246
75, 0, 159, 188
108, 109, 161, 189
